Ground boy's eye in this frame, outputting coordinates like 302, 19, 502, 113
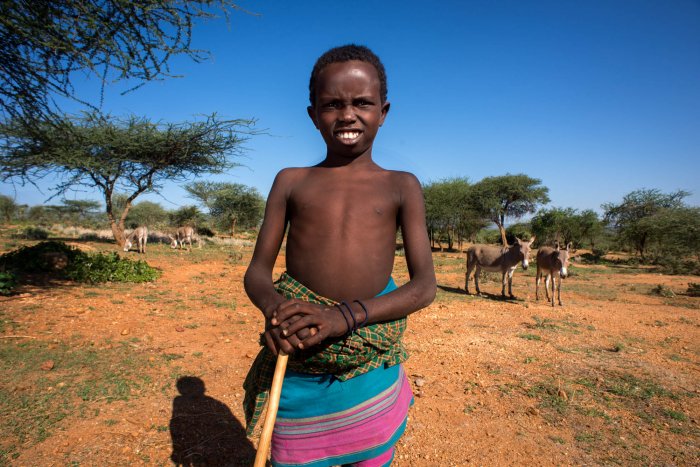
355, 99, 371, 107
323, 101, 341, 108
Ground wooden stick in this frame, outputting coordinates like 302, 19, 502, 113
254, 351, 289, 467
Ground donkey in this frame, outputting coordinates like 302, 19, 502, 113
123, 226, 148, 254
465, 237, 535, 298
169, 226, 197, 251
536, 242, 572, 307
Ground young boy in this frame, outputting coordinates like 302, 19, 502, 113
243, 44, 436, 467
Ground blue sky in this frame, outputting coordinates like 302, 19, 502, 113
2, 0, 699, 215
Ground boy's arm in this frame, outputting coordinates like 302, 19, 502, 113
275, 172, 436, 347
244, 170, 292, 320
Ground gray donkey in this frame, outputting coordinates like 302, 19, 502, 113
123, 226, 148, 254
536, 242, 572, 306
465, 237, 535, 298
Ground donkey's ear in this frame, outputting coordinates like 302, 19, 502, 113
529, 236, 536, 245
554, 241, 560, 250
566, 242, 572, 251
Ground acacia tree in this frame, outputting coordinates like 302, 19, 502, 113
603, 188, 690, 260
0, 194, 18, 223
1, 0, 245, 121
186, 182, 264, 235
0, 111, 253, 246
471, 174, 550, 245
423, 178, 484, 250
531, 207, 603, 249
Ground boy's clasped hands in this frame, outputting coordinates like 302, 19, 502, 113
263, 299, 348, 355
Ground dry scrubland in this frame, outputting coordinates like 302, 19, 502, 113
1, 231, 699, 466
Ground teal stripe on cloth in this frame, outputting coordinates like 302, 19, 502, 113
277, 362, 401, 420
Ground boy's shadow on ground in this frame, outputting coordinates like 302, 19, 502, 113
437, 285, 524, 303
170, 376, 256, 466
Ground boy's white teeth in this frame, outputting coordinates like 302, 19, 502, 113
338, 131, 360, 139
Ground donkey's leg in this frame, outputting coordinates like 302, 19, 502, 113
506, 268, 515, 298
545, 274, 551, 301
556, 273, 563, 306
474, 265, 482, 295
550, 273, 556, 307
535, 269, 541, 300
465, 257, 474, 294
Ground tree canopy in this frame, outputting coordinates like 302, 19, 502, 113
0, 0, 244, 121
185, 181, 265, 234
470, 174, 550, 245
0, 111, 253, 245
531, 207, 603, 249
603, 188, 689, 259
423, 178, 485, 250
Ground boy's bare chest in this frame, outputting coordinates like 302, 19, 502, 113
289, 175, 399, 222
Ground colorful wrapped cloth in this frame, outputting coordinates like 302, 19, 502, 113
272, 364, 413, 467
243, 272, 413, 466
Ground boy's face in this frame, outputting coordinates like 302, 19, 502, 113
308, 60, 389, 160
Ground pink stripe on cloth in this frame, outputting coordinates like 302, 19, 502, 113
271, 369, 413, 466
353, 447, 394, 467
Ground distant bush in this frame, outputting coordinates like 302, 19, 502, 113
0, 272, 17, 296
653, 257, 700, 276
649, 284, 675, 298
0, 241, 160, 293
687, 283, 700, 297
17, 226, 50, 240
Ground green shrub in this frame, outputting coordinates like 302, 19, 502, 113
687, 283, 700, 297
0, 241, 160, 285
649, 284, 675, 298
0, 271, 17, 295
66, 251, 160, 283
18, 226, 50, 240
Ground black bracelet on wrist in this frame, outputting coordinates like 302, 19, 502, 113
353, 300, 369, 327
341, 301, 357, 333
335, 303, 351, 334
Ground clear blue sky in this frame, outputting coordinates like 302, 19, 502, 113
2, 0, 699, 215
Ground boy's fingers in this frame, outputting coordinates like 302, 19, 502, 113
298, 332, 325, 350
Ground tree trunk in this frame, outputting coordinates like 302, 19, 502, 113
499, 225, 508, 246
231, 217, 237, 237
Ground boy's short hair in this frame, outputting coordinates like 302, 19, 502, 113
309, 44, 388, 106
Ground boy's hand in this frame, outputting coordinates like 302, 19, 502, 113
271, 299, 348, 350
262, 302, 321, 355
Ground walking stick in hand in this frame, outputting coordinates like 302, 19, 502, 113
254, 351, 288, 467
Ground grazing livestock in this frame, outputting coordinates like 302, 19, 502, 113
465, 237, 536, 298
169, 226, 197, 251
123, 226, 148, 254
536, 242, 572, 307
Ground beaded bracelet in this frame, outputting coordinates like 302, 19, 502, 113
353, 300, 369, 328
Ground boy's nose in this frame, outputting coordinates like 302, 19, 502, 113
339, 106, 356, 122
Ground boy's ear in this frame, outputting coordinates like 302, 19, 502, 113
307, 106, 319, 129
379, 101, 390, 126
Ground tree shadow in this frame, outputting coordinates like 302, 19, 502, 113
170, 376, 257, 466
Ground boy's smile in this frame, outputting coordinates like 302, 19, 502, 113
308, 60, 389, 161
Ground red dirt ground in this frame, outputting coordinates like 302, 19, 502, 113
1, 243, 699, 466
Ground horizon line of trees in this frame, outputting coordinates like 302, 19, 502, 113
0, 181, 265, 237
423, 178, 699, 274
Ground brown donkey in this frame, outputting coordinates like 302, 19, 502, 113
536, 242, 572, 306
465, 237, 535, 298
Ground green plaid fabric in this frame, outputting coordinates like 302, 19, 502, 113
243, 272, 408, 435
